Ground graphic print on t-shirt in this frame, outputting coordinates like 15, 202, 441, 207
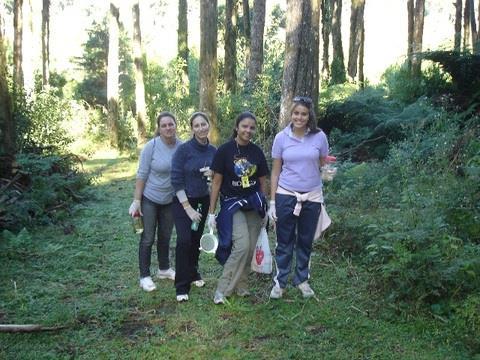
233, 155, 257, 188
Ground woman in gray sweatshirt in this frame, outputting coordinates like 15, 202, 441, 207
129, 112, 182, 292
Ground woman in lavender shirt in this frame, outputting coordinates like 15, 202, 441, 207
268, 96, 329, 299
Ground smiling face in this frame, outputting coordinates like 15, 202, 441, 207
291, 104, 309, 132
235, 117, 256, 145
191, 115, 210, 142
158, 116, 177, 140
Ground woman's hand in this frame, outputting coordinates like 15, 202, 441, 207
129, 199, 142, 217
207, 213, 216, 232
267, 200, 277, 222
184, 206, 202, 222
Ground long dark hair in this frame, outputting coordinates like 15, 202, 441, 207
291, 96, 319, 134
154, 111, 177, 136
189, 111, 210, 127
231, 111, 257, 139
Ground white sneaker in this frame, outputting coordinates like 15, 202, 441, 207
156, 268, 175, 280
193, 279, 205, 288
213, 291, 226, 304
139, 276, 156, 292
298, 281, 315, 298
269, 285, 284, 299
176, 294, 189, 302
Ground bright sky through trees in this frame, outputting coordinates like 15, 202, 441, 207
2, 0, 453, 83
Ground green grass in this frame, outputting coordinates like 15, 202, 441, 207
0, 156, 471, 359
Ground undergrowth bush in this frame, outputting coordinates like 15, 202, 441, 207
14, 90, 74, 154
1, 153, 92, 231
324, 104, 480, 316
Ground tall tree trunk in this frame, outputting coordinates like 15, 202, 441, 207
13, 0, 23, 91
247, 0, 266, 89
468, 0, 478, 52
312, 0, 320, 115
464, 0, 471, 50
279, 0, 318, 126
224, 0, 237, 93
321, 0, 333, 82
242, 0, 251, 63
22, 0, 34, 93
200, 0, 218, 143
331, 0, 346, 84
41, 0, 50, 88
411, 0, 425, 77
347, 0, 366, 81
358, 21, 365, 88
177, 0, 189, 79
132, 1, 147, 145
107, 2, 120, 148
407, 0, 414, 70
454, 0, 463, 51
0, 14, 15, 177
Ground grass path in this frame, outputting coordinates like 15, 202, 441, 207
0, 155, 469, 359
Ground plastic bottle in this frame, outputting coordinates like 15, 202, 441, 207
132, 211, 144, 234
191, 203, 203, 231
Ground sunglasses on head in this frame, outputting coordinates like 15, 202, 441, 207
293, 96, 313, 105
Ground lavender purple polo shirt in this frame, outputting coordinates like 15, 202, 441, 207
271, 125, 329, 193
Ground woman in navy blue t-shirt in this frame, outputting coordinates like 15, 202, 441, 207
207, 111, 268, 304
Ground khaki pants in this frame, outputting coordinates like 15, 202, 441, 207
216, 210, 262, 296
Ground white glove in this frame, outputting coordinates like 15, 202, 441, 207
129, 199, 142, 217
268, 200, 277, 222
207, 213, 217, 232
184, 206, 202, 222
199, 166, 213, 178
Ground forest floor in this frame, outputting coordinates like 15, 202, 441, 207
0, 153, 471, 359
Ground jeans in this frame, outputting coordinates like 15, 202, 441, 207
216, 210, 262, 296
138, 196, 174, 278
273, 193, 321, 288
172, 195, 209, 295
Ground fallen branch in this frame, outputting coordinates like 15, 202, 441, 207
0, 324, 66, 333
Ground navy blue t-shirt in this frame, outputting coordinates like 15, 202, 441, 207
211, 139, 268, 198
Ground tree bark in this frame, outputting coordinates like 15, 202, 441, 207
0, 324, 65, 333
247, 0, 266, 89
407, 0, 414, 70
13, 0, 23, 91
454, 0, 463, 52
200, 0, 218, 143
331, 0, 346, 84
41, 0, 50, 88
321, 0, 333, 81
279, 0, 318, 126
464, 0, 471, 50
224, 0, 238, 93
107, 2, 120, 148
348, 0, 366, 80
411, 0, 425, 77
242, 0, 251, 56
132, 1, 147, 145
312, 0, 320, 114
468, 0, 478, 52
0, 14, 15, 178
177, 0, 189, 78
358, 21, 365, 88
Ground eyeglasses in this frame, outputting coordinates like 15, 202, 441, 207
293, 96, 313, 105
